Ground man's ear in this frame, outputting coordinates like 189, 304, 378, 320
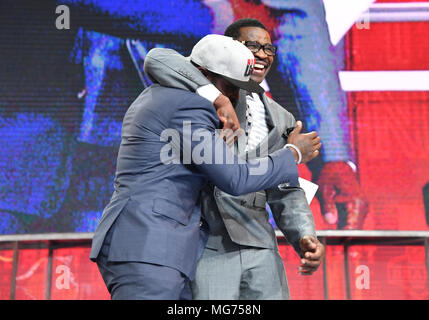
198, 67, 210, 77
199, 68, 217, 83
191, 61, 207, 76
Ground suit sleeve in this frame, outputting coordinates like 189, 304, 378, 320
143, 48, 211, 92
169, 95, 300, 196
265, 101, 317, 256
267, 187, 317, 256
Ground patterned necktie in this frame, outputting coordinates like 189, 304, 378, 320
245, 93, 269, 152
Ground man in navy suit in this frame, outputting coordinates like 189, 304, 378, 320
90, 35, 321, 300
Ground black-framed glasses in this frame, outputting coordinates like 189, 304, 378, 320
241, 41, 277, 56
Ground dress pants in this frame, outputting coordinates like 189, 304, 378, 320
191, 245, 289, 300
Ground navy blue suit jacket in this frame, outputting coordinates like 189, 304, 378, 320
90, 84, 299, 279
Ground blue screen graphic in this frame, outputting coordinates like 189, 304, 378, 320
0, 0, 351, 234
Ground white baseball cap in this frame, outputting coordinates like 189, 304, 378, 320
190, 34, 264, 94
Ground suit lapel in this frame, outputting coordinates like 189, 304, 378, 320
235, 90, 248, 155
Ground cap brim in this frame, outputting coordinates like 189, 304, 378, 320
222, 75, 265, 94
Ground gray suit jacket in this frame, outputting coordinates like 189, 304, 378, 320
144, 48, 316, 255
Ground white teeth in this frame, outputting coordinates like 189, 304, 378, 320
255, 63, 265, 69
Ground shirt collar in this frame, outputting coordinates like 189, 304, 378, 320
246, 91, 261, 100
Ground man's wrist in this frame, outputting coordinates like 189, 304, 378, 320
300, 234, 318, 241
285, 144, 302, 164
213, 94, 231, 111
288, 147, 299, 163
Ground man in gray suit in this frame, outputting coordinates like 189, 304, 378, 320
144, 19, 325, 299
91, 34, 321, 300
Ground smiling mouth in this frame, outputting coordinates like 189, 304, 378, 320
252, 63, 267, 75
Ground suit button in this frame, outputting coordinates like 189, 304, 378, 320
278, 182, 290, 190
214, 190, 221, 197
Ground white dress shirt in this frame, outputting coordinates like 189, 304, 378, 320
197, 84, 269, 152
